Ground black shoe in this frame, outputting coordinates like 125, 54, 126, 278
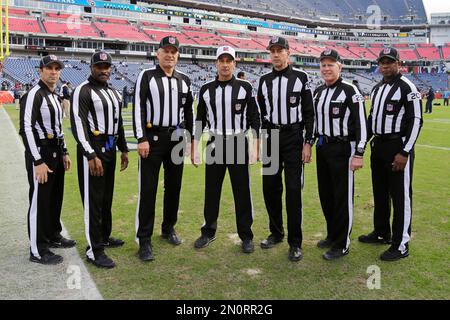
102, 237, 125, 248
30, 251, 63, 265
49, 236, 77, 248
138, 242, 154, 262
260, 235, 283, 249
242, 239, 254, 254
194, 235, 216, 249
317, 238, 333, 249
323, 248, 349, 261
288, 246, 303, 262
161, 232, 182, 246
87, 253, 116, 268
380, 246, 409, 261
358, 231, 391, 244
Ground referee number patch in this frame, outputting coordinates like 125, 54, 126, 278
407, 92, 421, 101
352, 94, 365, 103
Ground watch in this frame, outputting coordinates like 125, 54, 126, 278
305, 139, 315, 146
356, 147, 365, 155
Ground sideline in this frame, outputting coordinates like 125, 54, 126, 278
0, 107, 102, 300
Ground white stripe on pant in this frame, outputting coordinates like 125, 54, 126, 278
399, 157, 412, 252
345, 141, 355, 250
83, 156, 95, 260
30, 165, 40, 259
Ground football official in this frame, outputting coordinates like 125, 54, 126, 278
191, 46, 261, 253
359, 47, 423, 261
313, 49, 367, 260
257, 36, 315, 262
71, 51, 129, 268
133, 36, 194, 261
20, 55, 75, 265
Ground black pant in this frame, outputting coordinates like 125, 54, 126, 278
444, 98, 449, 106
316, 140, 355, 250
136, 130, 184, 242
201, 135, 253, 241
77, 143, 116, 260
425, 99, 433, 113
371, 137, 414, 252
262, 128, 304, 248
25, 145, 64, 258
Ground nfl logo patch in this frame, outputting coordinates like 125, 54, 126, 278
324, 49, 332, 55
383, 48, 391, 54
169, 37, 176, 44
235, 104, 241, 111
386, 104, 394, 112
49, 55, 57, 61
333, 107, 340, 115
181, 98, 186, 105
290, 96, 297, 104
271, 36, 279, 43
100, 53, 107, 61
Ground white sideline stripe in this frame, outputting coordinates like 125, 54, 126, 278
0, 107, 102, 300
416, 144, 450, 151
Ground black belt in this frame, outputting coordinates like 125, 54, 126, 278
373, 133, 403, 141
264, 122, 303, 131
210, 132, 247, 140
319, 135, 349, 143
39, 138, 64, 146
147, 126, 177, 133
89, 134, 118, 142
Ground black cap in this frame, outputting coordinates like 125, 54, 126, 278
377, 47, 400, 62
159, 36, 180, 51
91, 51, 112, 66
267, 36, 289, 50
39, 55, 64, 69
319, 49, 341, 62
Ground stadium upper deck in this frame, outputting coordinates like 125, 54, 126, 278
4, 5, 448, 62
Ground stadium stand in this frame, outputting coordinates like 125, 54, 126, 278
9, 17, 41, 33
1, 0, 448, 98
188, 0, 427, 25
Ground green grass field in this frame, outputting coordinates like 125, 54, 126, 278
4, 101, 450, 300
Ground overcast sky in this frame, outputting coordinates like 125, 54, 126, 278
422, 0, 450, 18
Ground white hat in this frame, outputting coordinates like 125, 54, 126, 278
216, 46, 236, 60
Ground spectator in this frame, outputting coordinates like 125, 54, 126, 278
443, 89, 450, 107
425, 86, 434, 114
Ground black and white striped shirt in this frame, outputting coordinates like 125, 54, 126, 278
70, 75, 128, 160
195, 76, 260, 137
368, 73, 423, 154
19, 80, 67, 165
313, 78, 368, 154
133, 65, 194, 142
257, 65, 315, 140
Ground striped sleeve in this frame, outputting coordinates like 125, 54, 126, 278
346, 83, 368, 155
194, 85, 208, 141
183, 78, 194, 137
245, 83, 261, 138
300, 73, 315, 141
257, 77, 268, 123
19, 87, 43, 165
70, 82, 96, 160
133, 70, 149, 143
401, 78, 423, 154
